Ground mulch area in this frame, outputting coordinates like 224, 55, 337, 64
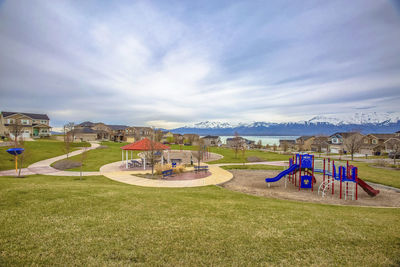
221, 169, 400, 207
134, 171, 211, 181
164, 171, 211, 181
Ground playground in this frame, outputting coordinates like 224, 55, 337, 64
222, 169, 400, 207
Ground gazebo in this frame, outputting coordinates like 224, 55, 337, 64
120, 138, 170, 169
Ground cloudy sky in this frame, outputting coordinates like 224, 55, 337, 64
0, 0, 400, 128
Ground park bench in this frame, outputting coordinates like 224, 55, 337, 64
194, 165, 208, 172
162, 169, 173, 179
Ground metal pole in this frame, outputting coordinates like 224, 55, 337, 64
332, 160, 335, 195
299, 155, 302, 191
311, 155, 314, 192
340, 167, 342, 199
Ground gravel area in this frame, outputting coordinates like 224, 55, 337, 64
221, 169, 400, 207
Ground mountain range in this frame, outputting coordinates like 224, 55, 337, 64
170, 112, 400, 136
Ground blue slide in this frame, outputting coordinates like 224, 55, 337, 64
265, 164, 299, 183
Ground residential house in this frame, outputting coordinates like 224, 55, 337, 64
201, 135, 222, 147
74, 121, 112, 141
183, 134, 200, 145
328, 132, 364, 154
227, 136, 256, 149
108, 125, 129, 142
295, 136, 315, 151
384, 137, 400, 154
0, 113, 6, 138
279, 139, 296, 151
360, 134, 394, 155
310, 136, 329, 152
160, 131, 174, 143
74, 127, 98, 142
1, 111, 51, 139
125, 126, 153, 142
173, 133, 184, 144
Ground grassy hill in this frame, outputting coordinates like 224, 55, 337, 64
0, 174, 399, 266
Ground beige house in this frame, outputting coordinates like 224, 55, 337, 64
183, 134, 200, 145
295, 136, 315, 151
310, 136, 330, 152
125, 126, 153, 142
1, 111, 51, 139
360, 134, 394, 155
384, 137, 400, 154
201, 135, 221, 147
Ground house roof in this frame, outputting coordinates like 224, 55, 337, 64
77, 121, 95, 127
121, 138, 170, 151
202, 135, 219, 139
330, 132, 359, 138
279, 140, 296, 143
2, 111, 49, 120
296, 136, 314, 141
368, 134, 395, 140
107, 125, 129, 130
74, 128, 97, 134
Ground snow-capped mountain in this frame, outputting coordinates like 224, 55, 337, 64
173, 112, 400, 136
306, 112, 400, 125
184, 121, 234, 129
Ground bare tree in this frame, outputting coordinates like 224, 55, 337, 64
241, 145, 247, 165
344, 132, 364, 161
256, 140, 262, 149
232, 132, 242, 159
79, 147, 88, 180
313, 135, 328, 157
63, 122, 75, 159
282, 141, 288, 152
9, 120, 24, 147
272, 144, 277, 152
194, 138, 205, 167
387, 139, 400, 165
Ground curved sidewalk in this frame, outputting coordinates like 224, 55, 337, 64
0, 142, 101, 177
100, 161, 233, 188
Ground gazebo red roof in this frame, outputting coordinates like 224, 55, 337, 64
120, 138, 170, 151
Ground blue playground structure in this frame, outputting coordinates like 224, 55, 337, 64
265, 153, 379, 200
6, 148, 24, 174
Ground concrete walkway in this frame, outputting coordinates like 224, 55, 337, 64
100, 161, 233, 188
215, 161, 287, 167
0, 142, 101, 177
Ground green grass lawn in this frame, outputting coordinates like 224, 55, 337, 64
0, 175, 398, 266
348, 161, 400, 189
0, 140, 90, 171
169, 145, 289, 164
54, 141, 134, 171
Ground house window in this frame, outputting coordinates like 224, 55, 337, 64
7, 119, 14, 124
372, 139, 377, 144
40, 120, 47, 124
21, 119, 29, 125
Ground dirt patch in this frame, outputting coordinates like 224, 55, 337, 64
247, 156, 263, 162
221, 169, 400, 207
96, 145, 109, 149
53, 159, 82, 170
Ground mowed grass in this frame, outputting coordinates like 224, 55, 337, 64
0, 175, 399, 266
349, 161, 400, 189
57, 141, 135, 171
0, 140, 90, 171
169, 145, 289, 164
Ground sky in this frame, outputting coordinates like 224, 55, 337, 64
0, 0, 400, 129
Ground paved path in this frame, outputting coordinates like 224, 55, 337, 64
0, 142, 101, 177
100, 161, 233, 188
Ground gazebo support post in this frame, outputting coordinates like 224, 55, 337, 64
126, 150, 128, 168
161, 154, 164, 166
143, 157, 146, 170
122, 150, 124, 164
168, 150, 170, 163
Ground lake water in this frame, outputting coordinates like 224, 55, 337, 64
219, 136, 299, 146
